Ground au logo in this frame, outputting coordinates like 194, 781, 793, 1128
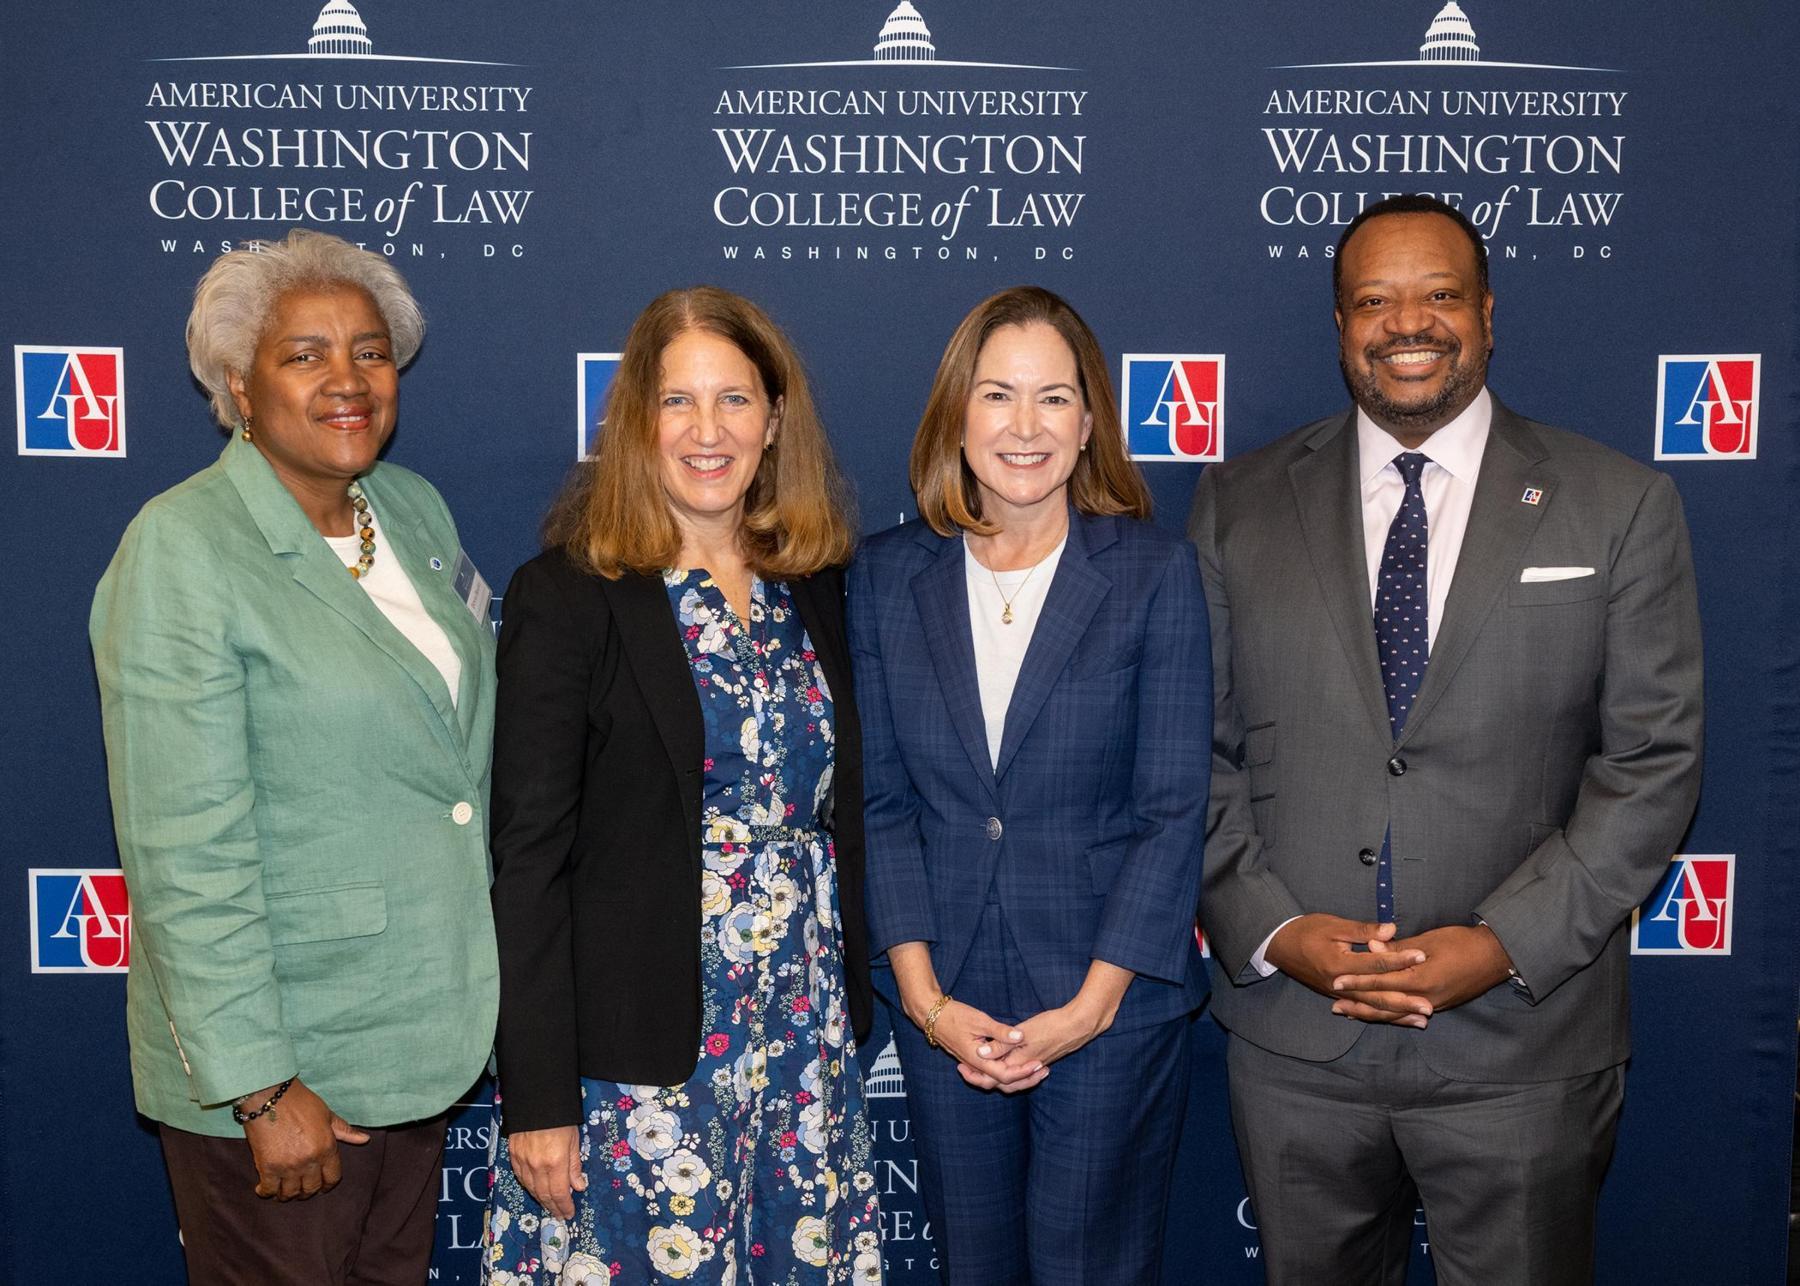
1655, 355, 1759, 460
15, 346, 126, 457
30, 869, 132, 973
576, 352, 624, 460
1121, 355, 1225, 462
1630, 854, 1736, 955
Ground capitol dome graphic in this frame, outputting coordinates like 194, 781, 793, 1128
864, 1037, 906, 1098
873, 2, 936, 62
1419, 1, 1480, 62
308, 1, 373, 57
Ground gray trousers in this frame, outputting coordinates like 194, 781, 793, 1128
1227, 1026, 1624, 1286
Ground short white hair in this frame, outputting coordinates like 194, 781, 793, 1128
185, 228, 426, 428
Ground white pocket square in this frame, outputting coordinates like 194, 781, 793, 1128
1519, 566, 1595, 583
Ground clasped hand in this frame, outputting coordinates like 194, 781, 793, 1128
922, 996, 1117, 1093
1265, 915, 1515, 1028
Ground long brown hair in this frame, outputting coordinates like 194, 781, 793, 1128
547, 287, 855, 577
909, 285, 1150, 537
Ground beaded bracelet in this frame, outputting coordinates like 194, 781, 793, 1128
231, 1077, 296, 1125
923, 993, 953, 1049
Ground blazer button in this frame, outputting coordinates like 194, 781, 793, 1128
1386, 756, 1407, 777
1358, 847, 1378, 866
451, 801, 474, 826
986, 817, 1003, 841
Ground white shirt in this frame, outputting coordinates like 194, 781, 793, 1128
1356, 387, 1491, 645
1248, 389, 1492, 977
965, 535, 1067, 769
324, 507, 463, 707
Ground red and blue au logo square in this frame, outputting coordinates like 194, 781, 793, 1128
1630, 855, 1735, 955
29, 869, 132, 973
576, 352, 623, 460
1655, 355, 1758, 460
14, 346, 127, 457
1121, 355, 1225, 462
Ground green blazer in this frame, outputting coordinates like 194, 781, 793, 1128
90, 435, 499, 1137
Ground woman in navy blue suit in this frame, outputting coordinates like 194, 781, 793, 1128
847, 287, 1211, 1284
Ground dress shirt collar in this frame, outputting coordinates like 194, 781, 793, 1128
1356, 386, 1492, 486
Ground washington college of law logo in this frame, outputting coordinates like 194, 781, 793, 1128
576, 353, 623, 459
725, 1, 1070, 71
1276, 0, 1617, 72
1122, 355, 1225, 462
15, 346, 126, 457
1631, 855, 1735, 955
1655, 355, 1759, 460
29, 870, 132, 973
864, 1036, 906, 1099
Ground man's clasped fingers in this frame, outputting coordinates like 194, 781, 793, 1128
1330, 994, 1432, 1028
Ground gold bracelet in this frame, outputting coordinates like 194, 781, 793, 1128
923, 993, 952, 1049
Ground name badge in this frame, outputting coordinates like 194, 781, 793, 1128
451, 549, 492, 624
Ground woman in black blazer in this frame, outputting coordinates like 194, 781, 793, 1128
484, 288, 880, 1285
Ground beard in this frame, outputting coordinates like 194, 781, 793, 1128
1340, 328, 1488, 436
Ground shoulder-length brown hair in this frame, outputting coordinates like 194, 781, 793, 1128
910, 285, 1151, 537
547, 286, 855, 578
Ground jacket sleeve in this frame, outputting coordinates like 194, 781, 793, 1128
489, 555, 593, 1133
1188, 468, 1306, 979
90, 505, 296, 1107
1475, 470, 1704, 1000
1090, 540, 1213, 984
846, 555, 938, 956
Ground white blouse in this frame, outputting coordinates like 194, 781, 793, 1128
964, 535, 1067, 769
324, 507, 462, 706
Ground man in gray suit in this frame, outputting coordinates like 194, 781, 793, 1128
1188, 193, 1703, 1285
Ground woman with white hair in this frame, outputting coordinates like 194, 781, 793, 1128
90, 228, 499, 1284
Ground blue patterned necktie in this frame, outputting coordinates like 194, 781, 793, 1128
1373, 451, 1431, 923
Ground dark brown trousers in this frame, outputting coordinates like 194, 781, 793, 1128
159, 1115, 446, 1285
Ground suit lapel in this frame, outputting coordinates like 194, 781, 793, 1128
223, 438, 470, 764
911, 531, 997, 795
994, 512, 1113, 780
1287, 412, 1392, 742
1397, 402, 1554, 747
601, 573, 705, 796
366, 472, 486, 750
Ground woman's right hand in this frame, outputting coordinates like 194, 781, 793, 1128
926, 998, 1049, 1094
508, 1125, 587, 1220
889, 941, 1046, 1094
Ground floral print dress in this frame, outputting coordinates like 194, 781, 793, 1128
485, 572, 882, 1286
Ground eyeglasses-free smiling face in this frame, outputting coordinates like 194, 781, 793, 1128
656, 327, 779, 541
227, 284, 399, 497
1335, 211, 1494, 443
961, 321, 1093, 527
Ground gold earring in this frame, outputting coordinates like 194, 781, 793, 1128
240, 415, 254, 442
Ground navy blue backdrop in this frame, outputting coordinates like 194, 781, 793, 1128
2, 2, 1794, 1281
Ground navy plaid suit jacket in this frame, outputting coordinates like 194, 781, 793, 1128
847, 509, 1211, 1031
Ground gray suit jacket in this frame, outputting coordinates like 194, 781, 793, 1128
1188, 396, 1702, 1082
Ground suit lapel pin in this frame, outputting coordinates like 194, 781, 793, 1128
430, 556, 444, 570
1520, 487, 1544, 506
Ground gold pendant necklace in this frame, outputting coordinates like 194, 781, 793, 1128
989, 561, 1038, 625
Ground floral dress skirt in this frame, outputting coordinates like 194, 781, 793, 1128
485, 572, 882, 1286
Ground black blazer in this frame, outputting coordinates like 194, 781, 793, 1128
490, 547, 871, 1134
